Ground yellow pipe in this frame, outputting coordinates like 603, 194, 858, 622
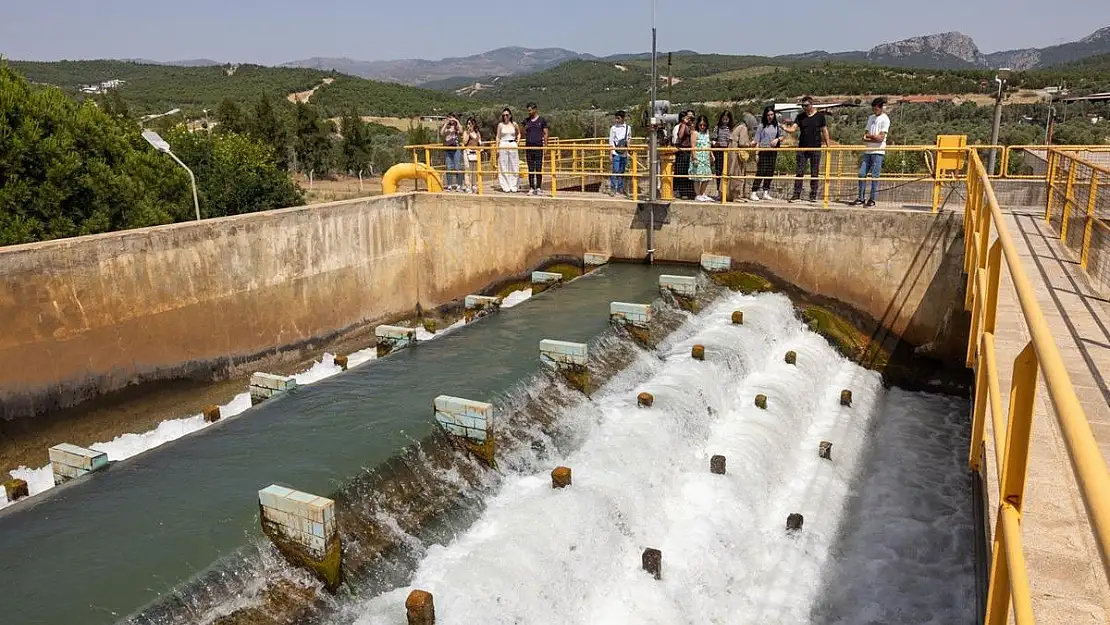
381, 162, 443, 195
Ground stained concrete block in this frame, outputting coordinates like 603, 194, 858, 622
375, 325, 417, 357
700, 253, 732, 272
584, 252, 611, 267
249, 373, 297, 405
464, 295, 502, 310
258, 484, 341, 592
532, 271, 563, 284
49, 443, 108, 485
659, 274, 697, 298
2, 479, 28, 502
434, 395, 492, 443
540, 339, 588, 367
610, 302, 652, 328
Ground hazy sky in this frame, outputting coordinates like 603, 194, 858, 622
3, 0, 1108, 64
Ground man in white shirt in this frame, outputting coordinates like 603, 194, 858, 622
852, 97, 890, 207
609, 110, 632, 197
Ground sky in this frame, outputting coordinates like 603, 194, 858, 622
2, 0, 1108, 65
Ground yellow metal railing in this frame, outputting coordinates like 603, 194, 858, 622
407, 142, 982, 211
1043, 149, 1110, 285
964, 149, 1110, 624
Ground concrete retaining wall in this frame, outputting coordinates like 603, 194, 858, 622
0, 192, 967, 420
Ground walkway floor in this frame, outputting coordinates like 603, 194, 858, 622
988, 206, 1110, 623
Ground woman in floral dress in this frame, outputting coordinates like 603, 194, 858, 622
690, 115, 715, 201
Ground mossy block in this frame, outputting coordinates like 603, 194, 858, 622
691, 344, 705, 360
551, 466, 572, 489
260, 516, 343, 593
674, 294, 699, 313
202, 404, 221, 423
422, 318, 437, 334
562, 367, 591, 396
840, 389, 853, 407
786, 513, 804, 532
495, 280, 531, 298
710, 455, 726, 475
785, 350, 797, 365
3, 479, 28, 501
800, 305, 891, 371
333, 355, 349, 371
731, 310, 744, 325
626, 325, 653, 348
376, 343, 394, 358
637, 392, 654, 408
755, 394, 768, 410
819, 441, 833, 460
406, 589, 436, 625
712, 271, 775, 294
546, 262, 584, 281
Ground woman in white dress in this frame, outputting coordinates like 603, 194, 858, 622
495, 108, 522, 193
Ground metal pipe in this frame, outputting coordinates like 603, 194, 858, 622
166, 150, 200, 221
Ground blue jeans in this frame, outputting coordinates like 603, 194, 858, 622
858, 153, 884, 201
611, 153, 628, 192
444, 149, 463, 187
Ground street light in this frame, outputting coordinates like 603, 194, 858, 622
142, 130, 200, 221
987, 67, 1011, 176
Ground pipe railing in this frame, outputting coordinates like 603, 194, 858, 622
963, 149, 1110, 624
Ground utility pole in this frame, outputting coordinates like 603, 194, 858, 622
647, 0, 658, 265
987, 68, 1010, 176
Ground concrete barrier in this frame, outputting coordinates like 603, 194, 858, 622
433, 395, 495, 466
710, 455, 726, 475
819, 441, 833, 460
540, 339, 589, 394
642, 548, 662, 580
531, 271, 563, 294
637, 392, 654, 408
375, 325, 417, 357
700, 252, 731, 272
840, 389, 853, 406
249, 373, 297, 406
731, 310, 744, 325
48, 443, 109, 485
464, 295, 502, 322
659, 274, 697, 297
258, 485, 341, 592
333, 355, 349, 370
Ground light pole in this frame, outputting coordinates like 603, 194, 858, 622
143, 130, 201, 221
987, 67, 1010, 176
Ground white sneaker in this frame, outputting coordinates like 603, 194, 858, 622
761, 190, 773, 200
749, 192, 761, 201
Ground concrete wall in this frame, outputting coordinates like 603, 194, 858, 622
0, 193, 966, 420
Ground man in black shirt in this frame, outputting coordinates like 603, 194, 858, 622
783, 96, 830, 202
523, 102, 549, 196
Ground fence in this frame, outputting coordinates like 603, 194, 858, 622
1044, 149, 1110, 295
963, 149, 1110, 624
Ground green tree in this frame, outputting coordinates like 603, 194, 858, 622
250, 94, 292, 169
215, 97, 249, 135
293, 102, 333, 174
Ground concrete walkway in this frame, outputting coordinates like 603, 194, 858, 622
987, 206, 1110, 623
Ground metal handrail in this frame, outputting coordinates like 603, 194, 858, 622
964, 149, 1110, 624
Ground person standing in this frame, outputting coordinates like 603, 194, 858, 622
462, 116, 483, 193
690, 115, 715, 202
783, 96, 830, 202
608, 110, 633, 197
523, 102, 549, 196
439, 113, 463, 191
495, 108, 522, 193
727, 113, 752, 200
852, 97, 890, 207
750, 106, 785, 201
712, 111, 734, 197
673, 110, 694, 200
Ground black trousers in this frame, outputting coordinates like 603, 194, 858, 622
753, 152, 778, 192
674, 151, 693, 199
793, 150, 821, 198
525, 148, 544, 189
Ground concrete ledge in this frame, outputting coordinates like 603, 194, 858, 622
584, 252, 611, 267
610, 302, 652, 328
531, 271, 563, 284
258, 485, 341, 592
249, 373, 297, 405
539, 339, 589, 367
375, 325, 417, 357
433, 395, 492, 443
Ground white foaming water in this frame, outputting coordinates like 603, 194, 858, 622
343, 292, 971, 625
0, 298, 497, 508
501, 288, 533, 308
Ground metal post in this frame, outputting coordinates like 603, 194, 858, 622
167, 150, 200, 221
646, 0, 657, 265
988, 78, 1004, 176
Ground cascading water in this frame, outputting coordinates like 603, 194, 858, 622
328, 292, 975, 625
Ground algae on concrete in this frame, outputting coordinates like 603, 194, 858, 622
711, 271, 775, 294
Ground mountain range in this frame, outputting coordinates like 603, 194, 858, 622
279, 27, 1110, 85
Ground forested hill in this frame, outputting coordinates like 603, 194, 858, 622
5, 59, 482, 117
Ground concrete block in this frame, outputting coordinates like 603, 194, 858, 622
376, 325, 417, 357
551, 466, 572, 489
700, 252, 732, 272
659, 274, 697, 298
259, 485, 342, 592
434, 395, 492, 443
642, 548, 662, 580
539, 339, 588, 368
584, 252, 610, 267
610, 302, 652, 328
464, 295, 502, 310
49, 443, 108, 485
249, 372, 297, 405
202, 405, 221, 423
532, 271, 563, 284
